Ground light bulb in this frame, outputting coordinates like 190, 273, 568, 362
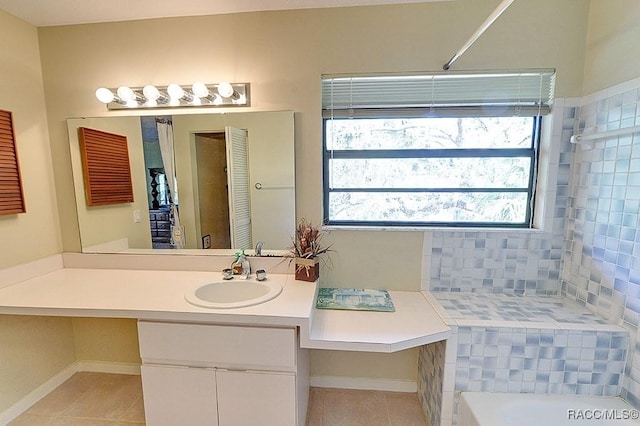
217, 81, 235, 98
167, 83, 185, 100
117, 86, 136, 102
95, 88, 115, 104
192, 82, 209, 98
143, 85, 160, 100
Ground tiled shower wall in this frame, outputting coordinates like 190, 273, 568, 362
424, 100, 577, 295
562, 76, 640, 408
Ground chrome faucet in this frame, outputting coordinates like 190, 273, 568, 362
255, 241, 264, 256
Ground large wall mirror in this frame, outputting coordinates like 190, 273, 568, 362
67, 111, 295, 254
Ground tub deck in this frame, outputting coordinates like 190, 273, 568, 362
459, 392, 640, 426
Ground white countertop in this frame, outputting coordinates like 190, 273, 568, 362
0, 254, 451, 352
0, 268, 314, 327
302, 291, 451, 352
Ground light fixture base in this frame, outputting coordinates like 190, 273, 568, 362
98, 83, 250, 110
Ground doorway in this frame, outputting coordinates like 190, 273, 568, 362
194, 132, 231, 249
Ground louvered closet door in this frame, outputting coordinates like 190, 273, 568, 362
225, 126, 251, 250
0, 110, 25, 215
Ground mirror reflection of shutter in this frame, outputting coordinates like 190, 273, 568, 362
0, 110, 26, 215
225, 126, 251, 249
78, 127, 134, 206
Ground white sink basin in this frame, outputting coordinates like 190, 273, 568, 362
185, 279, 282, 309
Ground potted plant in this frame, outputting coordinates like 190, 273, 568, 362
290, 218, 331, 282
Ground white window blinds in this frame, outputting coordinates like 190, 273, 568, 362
322, 69, 556, 118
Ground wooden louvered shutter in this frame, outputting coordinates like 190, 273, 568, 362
0, 110, 26, 215
78, 127, 134, 206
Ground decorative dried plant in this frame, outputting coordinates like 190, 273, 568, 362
289, 218, 332, 259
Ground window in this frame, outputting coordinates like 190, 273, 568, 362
322, 70, 555, 228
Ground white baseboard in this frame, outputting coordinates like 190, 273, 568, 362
75, 361, 141, 375
0, 363, 77, 425
310, 376, 417, 393
0, 361, 140, 424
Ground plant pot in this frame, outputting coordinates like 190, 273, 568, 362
295, 257, 319, 282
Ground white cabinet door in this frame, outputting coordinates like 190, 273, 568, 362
216, 370, 297, 426
141, 364, 218, 426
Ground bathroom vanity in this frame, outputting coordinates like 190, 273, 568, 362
138, 321, 308, 426
0, 253, 451, 425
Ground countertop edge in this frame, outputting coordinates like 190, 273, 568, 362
0, 259, 452, 352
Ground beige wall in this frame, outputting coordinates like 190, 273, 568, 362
0, 316, 76, 412
72, 318, 140, 364
38, 0, 590, 257
310, 348, 418, 381
0, 10, 62, 268
0, 10, 76, 414
35, 0, 591, 384
583, 0, 640, 95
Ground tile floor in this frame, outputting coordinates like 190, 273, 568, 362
9, 372, 428, 426
306, 387, 428, 426
9, 372, 144, 425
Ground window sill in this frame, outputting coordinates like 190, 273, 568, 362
322, 225, 545, 234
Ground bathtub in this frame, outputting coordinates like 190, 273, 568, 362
459, 392, 640, 426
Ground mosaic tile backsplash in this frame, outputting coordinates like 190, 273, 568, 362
428, 232, 565, 295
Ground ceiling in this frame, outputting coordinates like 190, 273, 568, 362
0, 0, 450, 27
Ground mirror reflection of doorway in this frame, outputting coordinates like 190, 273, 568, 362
141, 116, 251, 250
194, 133, 231, 249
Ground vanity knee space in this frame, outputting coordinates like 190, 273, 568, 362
137, 320, 309, 426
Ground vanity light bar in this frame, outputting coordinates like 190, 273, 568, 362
95, 82, 250, 110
